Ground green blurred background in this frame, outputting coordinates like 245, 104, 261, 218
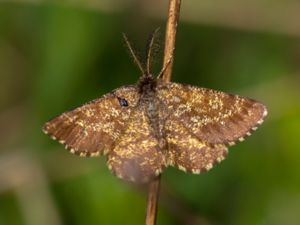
1, 1, 300, 225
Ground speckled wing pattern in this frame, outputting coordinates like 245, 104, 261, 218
158, 82, 267, 173
107, 107, 165, 183
165, 119, 228, 173
43, 81, 267, 182
43, 86, 138, 157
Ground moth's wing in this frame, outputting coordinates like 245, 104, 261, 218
157, 82, 267, 145
165, 119, 228, 173
43, 85, 139, 156
107, 108, 165, 183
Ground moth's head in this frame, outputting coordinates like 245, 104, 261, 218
138, 73, 157, 94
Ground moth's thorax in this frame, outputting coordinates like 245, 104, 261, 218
137, 74, 159, 119
138, 74, 157, 95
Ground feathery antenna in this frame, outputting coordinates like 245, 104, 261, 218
146, 28, 160, 75
123, 33, 145, 74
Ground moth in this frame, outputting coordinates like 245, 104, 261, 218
43, 29, 267, 183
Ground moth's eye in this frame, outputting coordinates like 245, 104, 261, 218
117, 97, 129, 107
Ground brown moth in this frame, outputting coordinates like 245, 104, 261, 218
43, 30, 267, 183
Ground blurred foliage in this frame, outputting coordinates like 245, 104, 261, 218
1, 1, 300, 225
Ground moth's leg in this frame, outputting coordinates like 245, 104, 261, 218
157, 49, 174, 79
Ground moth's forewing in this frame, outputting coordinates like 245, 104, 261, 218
43, 86, 138, 156
157, 82, 267, 146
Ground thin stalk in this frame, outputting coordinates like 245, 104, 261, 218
145, 1, 182, 225
162, 0, 182, 83
145, 175, 161, 225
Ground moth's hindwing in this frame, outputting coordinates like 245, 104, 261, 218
107, 107, 165, 183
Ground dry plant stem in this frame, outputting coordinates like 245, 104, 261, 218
145, 1, 182, 225
163, 0, 182, 82
145, 175, 161, 225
